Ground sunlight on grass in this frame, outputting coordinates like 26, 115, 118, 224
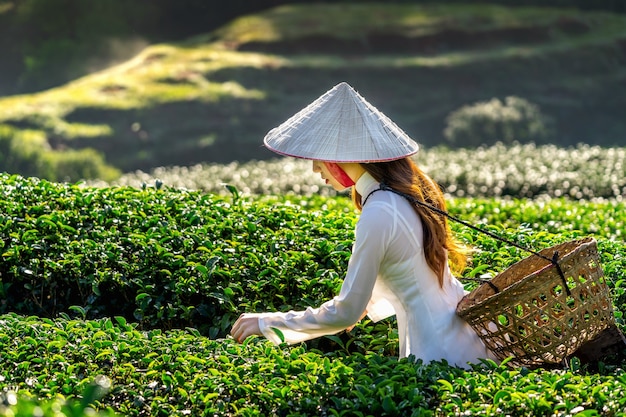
198, 134, 217, 147
0, 41, 268, 123
214, 15, 281, 44
215, 3, 626, 44
54, 121, 113, 139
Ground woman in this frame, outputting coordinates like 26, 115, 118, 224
230, 82, 494, 368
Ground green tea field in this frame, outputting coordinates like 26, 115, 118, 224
1, 144, 626, 416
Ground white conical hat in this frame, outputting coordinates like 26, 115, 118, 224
263, 82, 419, 162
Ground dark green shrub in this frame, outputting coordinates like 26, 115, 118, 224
0, 124, 120, 182
0, 174, 353, 339
43, 147, 120, 183
444, 96, 553, 147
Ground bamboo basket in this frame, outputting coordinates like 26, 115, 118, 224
456, 237, 617, 368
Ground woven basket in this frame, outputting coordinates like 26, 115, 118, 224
456, 237, 615, 368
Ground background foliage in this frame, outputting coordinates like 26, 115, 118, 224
93, 143, 626, 201
1, 0, 624, 96
443, 96, 553, 147
1, 2, 625, 183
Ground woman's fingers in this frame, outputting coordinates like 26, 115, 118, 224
230, 315, 244, 342
230, 313, 262, 343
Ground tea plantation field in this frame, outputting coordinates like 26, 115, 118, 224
1, 144, 626, 416
96, 143, 626, 201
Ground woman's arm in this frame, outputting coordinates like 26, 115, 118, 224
230, 201, 393, 345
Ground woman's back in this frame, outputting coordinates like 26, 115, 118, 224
357, 173, 493, 367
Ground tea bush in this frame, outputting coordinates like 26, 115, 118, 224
0, 174, 356, 340
0, 124, 120, 182
0, 374, 118, 417
94, 143, 626, 200
2, 158, 626, 415
2, 172, 626, 336
443, 96, 553, 147
2, 313, 626, 416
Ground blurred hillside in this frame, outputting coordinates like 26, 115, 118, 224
0, 0, 624, 97
0, 2, 625, 182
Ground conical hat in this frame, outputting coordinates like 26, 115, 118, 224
263, 82, 419, 162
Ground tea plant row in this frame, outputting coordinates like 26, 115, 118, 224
3, 313, 626, 416
90, 143, 626, 201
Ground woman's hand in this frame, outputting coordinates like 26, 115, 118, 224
230, 313, 263, 343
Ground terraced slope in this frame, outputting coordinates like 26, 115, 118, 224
0, 3, 624, 176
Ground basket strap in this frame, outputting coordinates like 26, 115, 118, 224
461, 276, 501, 293
367, 183, 571, 295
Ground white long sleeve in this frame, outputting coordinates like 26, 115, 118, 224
258, 181, 392, 344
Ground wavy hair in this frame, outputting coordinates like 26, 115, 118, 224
351, 158, 469, 287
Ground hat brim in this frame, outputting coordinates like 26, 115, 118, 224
263, 82, 420, 162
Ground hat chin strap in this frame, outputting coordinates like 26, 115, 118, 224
323, 162, 355, 188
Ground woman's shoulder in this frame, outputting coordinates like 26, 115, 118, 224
359, 190, 412, 224
362, 188, 413, 211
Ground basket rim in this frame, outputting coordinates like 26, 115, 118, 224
456, 236, 598, 316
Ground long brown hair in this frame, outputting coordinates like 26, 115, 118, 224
351, 158, 468, 287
